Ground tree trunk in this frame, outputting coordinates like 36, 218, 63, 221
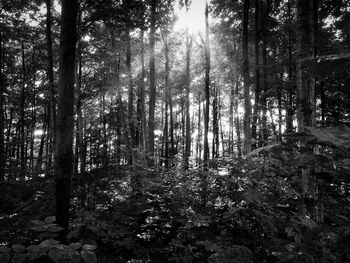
261, 34, 268, 146
126, 30, 135, 164
136, 29, 146, 149
212, 87, 219, 158
203, 1, 210, 170
148, 0, 157, 160
0, 33, 4, 181
296, 0, 315, 131
242, 0, 251, 154
163, 30, 170, 167
285, 0, 294, 134
55, 0, 78, 241
75, 41, 85, 174
30, 49, 37, 172
296, 0, 317, 221
20, 42, 26, 180
46, 0, 57, 166
252, 0, 260, 149
184, 28, 191, 169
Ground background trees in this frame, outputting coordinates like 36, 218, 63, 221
0, 0, 349, 262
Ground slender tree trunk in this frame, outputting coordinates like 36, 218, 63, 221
212, 87, 219, 158
203, 1, 210, 170
20, 42, 26, 180
46, 0, 57, 165
261, 35, 268, 146
197, 95, 202, 164
286, 0, 294, 134
126, 30, 135, 164
148, 0, 157, 160
55, 0, 77, 241
36, 109, 48, 173
75, 41, 85, 174
169, 93, 175, 161
242, 0, 251, 154
0, 33, 5, 181
184, 28, 191, 169
234, 83, 242, 156
30, 50, 36, 172
163, 31, 170, 167
136, 29, 146, 149
252, 0, 260, 149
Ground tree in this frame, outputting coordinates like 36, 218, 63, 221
148, 0, 157, 160
251, 0, 260, 148
46, 0, 56, 164
203, 0, 210, 169
55, 0, 78, 240
0, 33, 4, 181
184, 1, 192, 169
242, 0, 251, 154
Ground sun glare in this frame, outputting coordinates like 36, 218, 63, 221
174, 0, 209, 34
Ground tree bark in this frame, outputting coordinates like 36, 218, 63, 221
126, 30, 135, 164
203, 1, 210, 170
148, 0, 157, 160
0, 33, 5, 181
184, 26, 192, 169
20, 42, 26, 180
252, 0, 260, 149
136, 29, 146, 149
242, 0, 251, 154
55, 0, 78, 241
46, 0, 57, 166
285, 0, 294, 134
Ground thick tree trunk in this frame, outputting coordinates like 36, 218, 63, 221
55, 0, 77, 241
296, 0, 317, 221
148, 0, 157, 160
242, 0, 251, 154
296, 0, 315, 131
203, 1, 210, 170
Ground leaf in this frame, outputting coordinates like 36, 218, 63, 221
47, 225, 64, 233
45, 216, 56, 223
81, 250, 97, 263
48, 247, 63, 263
31, 225, 46, 232
12, 245, 26, 253
69, 242, 82, 250
69, 250, 81, 263
12, 254, 27, 263
31, 220, 43, 225
82, 244, 97, 251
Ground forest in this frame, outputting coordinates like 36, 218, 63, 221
0, 0, 350, 262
